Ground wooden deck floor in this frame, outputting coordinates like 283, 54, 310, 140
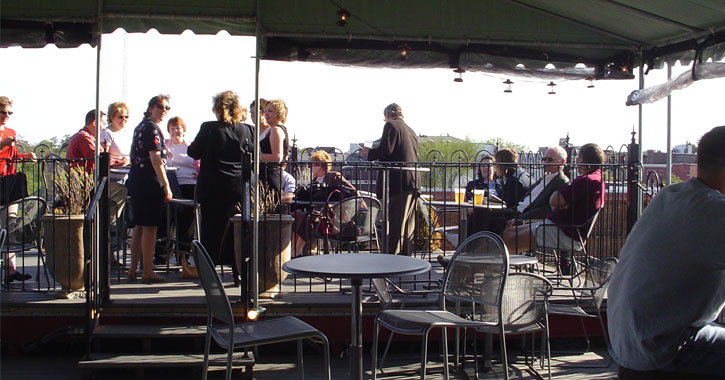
1, 349, 618, 379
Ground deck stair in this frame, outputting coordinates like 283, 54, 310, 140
77, 324, 254, 379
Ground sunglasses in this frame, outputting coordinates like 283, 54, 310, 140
542, 157, 557, 162
117, 115, 129, 119
154, 104, 171, 111
0, 111, 13, 116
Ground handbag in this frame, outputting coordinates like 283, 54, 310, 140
0, 172, 28, 205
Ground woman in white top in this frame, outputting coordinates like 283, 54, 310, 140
100, 102, 133, 171
155, 116, 199, 276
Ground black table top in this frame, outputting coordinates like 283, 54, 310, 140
282, 253, 431, 280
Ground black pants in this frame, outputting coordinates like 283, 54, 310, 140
199, 197, 238, 266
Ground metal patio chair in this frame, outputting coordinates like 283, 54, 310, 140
0, 196, 48, 289
547, 256, 618, 368
372, 231, 512, 380
319, 195, 382, 253
192, 240, 331, 380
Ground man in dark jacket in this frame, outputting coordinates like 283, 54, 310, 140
363, 103, 418, 255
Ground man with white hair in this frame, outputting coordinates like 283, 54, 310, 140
512, 145, 570, 222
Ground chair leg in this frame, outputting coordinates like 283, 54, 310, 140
297, 339, 304, 380
372, 323, 379, 380
380, 329, 395, 372
225, 345, 233, 380
420, 332, 429, 380
500, 327, 509, 380
320, 334, 331, 380
442, 328, 450, 380
202, 332, 211, 380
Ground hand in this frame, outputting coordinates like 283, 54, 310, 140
163, 186, 173, 203
121, 156, 130, 166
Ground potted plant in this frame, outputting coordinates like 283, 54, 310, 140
231, 183, 294, 296
41, 165, 93, 292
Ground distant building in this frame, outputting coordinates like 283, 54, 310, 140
643, 149, 697, 182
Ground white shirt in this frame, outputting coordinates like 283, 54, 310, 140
100, 127, 133, 182
167, 140, 197, 186
517, 172, 558, 213
282, 170, 296, 194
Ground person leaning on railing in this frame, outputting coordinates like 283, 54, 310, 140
0, 96, 36, 284
502, 143, 604, 254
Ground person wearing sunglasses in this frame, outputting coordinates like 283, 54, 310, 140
1, 96, 36, 284
100, 102, 132, 169
126, 95, 173, 284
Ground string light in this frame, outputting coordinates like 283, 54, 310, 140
547, 81, 557, 94
453, 68, 465, 82
399, 44, 409, 60
336, 9, 349, 27
503, 79, 513, 93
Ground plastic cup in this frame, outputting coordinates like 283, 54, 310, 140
454, 188, 465, 204
473, 189, 485, 205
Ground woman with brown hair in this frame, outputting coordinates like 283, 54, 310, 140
126, 94, 173, 284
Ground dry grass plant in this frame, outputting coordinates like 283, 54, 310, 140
53, 165, 94, 215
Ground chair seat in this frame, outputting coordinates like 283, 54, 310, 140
210, 316, 324, 348
548, 303, 596, 318
377, 309, 494, 335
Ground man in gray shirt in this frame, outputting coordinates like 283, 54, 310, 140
607, 126, 725, 377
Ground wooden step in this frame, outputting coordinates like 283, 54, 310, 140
91, 324, 207, 339
78, 352, 254, 369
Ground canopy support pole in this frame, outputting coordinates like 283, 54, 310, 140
637, 57, 644, 217
94, 0, 104, 302
666, 63, 672, 185
251, 0, 262, 315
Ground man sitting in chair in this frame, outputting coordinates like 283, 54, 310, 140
509, 145, 570, 222
608, 126, 725, 378
502, 143, 604, 255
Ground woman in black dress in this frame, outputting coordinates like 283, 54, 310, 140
260, 99, 289, 203
126, 95, 173, 284
187, 91, 253, 271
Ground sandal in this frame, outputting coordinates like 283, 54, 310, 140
142, 273, 165, 284
126, 271, 138, 282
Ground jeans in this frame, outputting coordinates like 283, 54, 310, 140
663, 322, 725, 375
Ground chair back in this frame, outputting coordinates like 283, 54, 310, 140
580, 207, 603, 244
501, 272, 552, 330
443, 231, 509, 324
0, 228, 6, 252
585, 257, 618, 309
0, 196, 47, 251
327, 196, 381, 242
192, 240, 234, 326
371, 278, 394, 310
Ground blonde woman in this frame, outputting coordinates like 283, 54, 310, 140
260, 99, 289, 201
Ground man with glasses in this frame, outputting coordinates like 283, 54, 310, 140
511, 146, 570, 223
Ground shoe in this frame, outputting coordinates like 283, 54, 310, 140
142, 274, 165, 284
153, 256, 167, 265
127, 272, 138, 282
4, 271, 32, 284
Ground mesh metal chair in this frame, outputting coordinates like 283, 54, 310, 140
536, 207, 602, 284
192, 240, 331, 380
547, 256, 617, 367
372, 231, 511, 380
323, 195, 381, 253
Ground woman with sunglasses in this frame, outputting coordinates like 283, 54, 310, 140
126, 95, 173, 284
1, 96, 36, 284
100, 102, 132, 168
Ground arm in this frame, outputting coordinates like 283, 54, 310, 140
366, 123, 396, 161
186, 124, 207, 159
149, 151, 172, 203
260, 126, 284, 162
332, 172, 359, 196
549, 190, 568, 211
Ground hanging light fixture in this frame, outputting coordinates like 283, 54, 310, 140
587, 79, 595, 88
453, 68, 465, 82
547, 81, 557, 94
336, 9, 350, 27
503, 79, 513, 93
399, 44, 409, 61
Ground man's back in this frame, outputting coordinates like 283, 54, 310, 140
608, 178, 725, 371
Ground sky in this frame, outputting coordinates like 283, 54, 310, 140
2, 29, 723, 154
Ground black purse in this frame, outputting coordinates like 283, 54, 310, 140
0, 172, 28, 205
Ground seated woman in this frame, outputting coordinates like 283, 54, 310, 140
467, 148, 531, 236
291, 150, 357, 257
464, 154, 497, 202
502, 143, 605, 255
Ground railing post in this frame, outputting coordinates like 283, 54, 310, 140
627, 134, 640, 233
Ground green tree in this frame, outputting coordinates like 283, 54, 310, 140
483, 138, 530, 153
